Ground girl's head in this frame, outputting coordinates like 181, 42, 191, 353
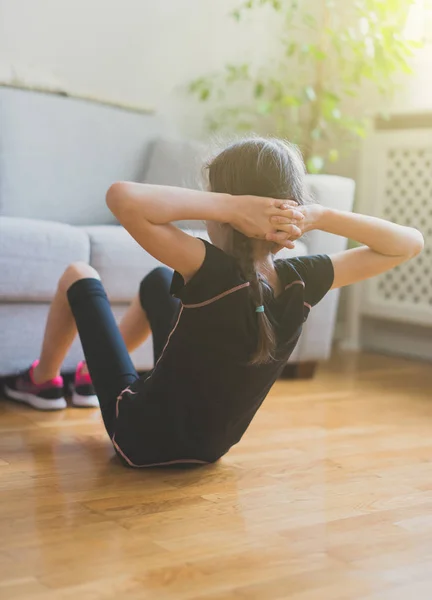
205, 137, 308, 365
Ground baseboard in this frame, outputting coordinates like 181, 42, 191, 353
334, 319, 362, 352
360, 317, 432, 362
334, 320, 345, 342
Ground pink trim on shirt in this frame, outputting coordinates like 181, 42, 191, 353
112, 436, 208, 468
115, 386, 138, 419
284, 280, 305, 291
153, 305, 184, 370
304, 302, 312, 310
182, 282, 251, 309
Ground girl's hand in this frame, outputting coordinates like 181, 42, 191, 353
231, 196, 304, 241
265, 203, 325, 247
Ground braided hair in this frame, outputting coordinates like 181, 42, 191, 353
230, 229, 276, 363
207, 137, 308, 364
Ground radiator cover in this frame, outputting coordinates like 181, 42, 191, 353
360, 128, 432, 326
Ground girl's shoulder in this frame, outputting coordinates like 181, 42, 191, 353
171, 239, 246, 306
275, 254, 334, 308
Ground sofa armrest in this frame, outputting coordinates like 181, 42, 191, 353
303, 175, 356, 255
290, 175, 355, 363
290, 288, 341, 362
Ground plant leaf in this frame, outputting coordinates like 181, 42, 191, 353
281, 94, 302, 107
200, 87, 210, 101
303, 13, 316, 27
329, 149, 339, 162
254, 82, 265, 98
304, 85, 316, 101
286, 41, 297, 56
257, 101, 272, 115
307, 156, 325, 173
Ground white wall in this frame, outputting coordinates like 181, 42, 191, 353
0, 0, 279, 137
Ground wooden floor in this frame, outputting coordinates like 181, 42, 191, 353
1, 351, 432, 600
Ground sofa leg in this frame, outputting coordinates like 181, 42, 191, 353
280, 361, 317, 380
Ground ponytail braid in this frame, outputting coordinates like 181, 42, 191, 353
231, 229, 276, 365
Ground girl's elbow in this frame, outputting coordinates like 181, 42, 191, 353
406, 228, 424, 259
411, 229, 424, 258
106, 182, 129, 213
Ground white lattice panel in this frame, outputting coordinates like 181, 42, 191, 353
360, 129, 432, 326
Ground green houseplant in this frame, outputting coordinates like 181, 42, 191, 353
189, 0, 420, 173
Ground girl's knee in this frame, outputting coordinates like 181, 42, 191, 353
140, 266, 173, 295
59, 262, 100, 293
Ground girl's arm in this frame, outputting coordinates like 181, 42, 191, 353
106, 182, 302, 281
267, 205, 424, 289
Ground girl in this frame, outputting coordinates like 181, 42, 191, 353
5, 138, 423, 467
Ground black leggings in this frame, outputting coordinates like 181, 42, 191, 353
67, 267, 180, 437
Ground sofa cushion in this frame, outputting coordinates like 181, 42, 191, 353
144, 138, 206, 189
0, 86, 163, 225
83, 226, 162, 302
83, 225, 309, 303
144, 138, 207, 231
0, 216, 90, 301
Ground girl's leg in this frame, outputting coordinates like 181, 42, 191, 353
32, 263, 100, 384
66, 264, 138, 436
79, 293, 151, 378
138, 267, 180, 364
113, 266, 178, 360
118, 294, 151, 353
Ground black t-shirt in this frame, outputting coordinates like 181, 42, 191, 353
113, 240, 334, 467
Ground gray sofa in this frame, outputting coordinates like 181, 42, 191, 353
0, 86, 355, 377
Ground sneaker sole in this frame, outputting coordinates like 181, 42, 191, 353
71, 390, 99, 408
3, 385, 67, 411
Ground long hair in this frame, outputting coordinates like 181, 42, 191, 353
206, 137, 308, 365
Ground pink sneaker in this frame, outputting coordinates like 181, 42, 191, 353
71, 361, 99, 408
3, 360, 66, 411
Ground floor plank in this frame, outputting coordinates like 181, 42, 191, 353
1, 350, 432, 599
